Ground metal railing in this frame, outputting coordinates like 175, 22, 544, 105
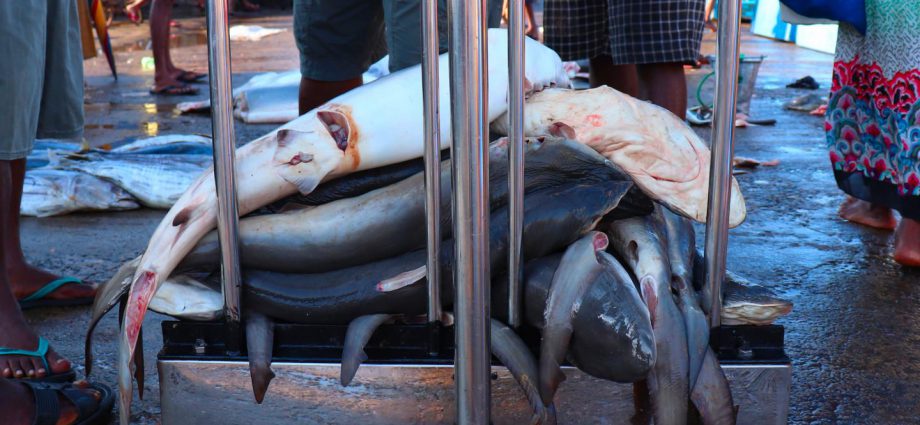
206, 0, 243, 351
703, 0, 743, 329
203, 0, 743, 420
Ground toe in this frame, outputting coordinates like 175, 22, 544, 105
20, 359, 35, 378
45, 349, 72, 375
30, 358, 46, 378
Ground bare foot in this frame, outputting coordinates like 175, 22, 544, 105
894, 219, 920, 267
7, 262, 96, 303
0, 305, 71, 379
838, 197, 898, 230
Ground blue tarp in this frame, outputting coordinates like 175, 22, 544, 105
779, 0, 867, 34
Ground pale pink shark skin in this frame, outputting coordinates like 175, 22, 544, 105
492, 86, 747, 228
116, 28, 570, 424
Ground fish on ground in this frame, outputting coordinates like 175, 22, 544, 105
491, 86, 747, 228
53, 152, 211, 209
22, 169, 139, 217
111, 134, 212, 152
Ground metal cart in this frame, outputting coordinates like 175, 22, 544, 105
156, 0, 791, 423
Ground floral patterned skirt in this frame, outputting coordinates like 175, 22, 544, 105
825, 0, 920, 219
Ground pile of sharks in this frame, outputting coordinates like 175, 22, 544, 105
85, 29, 792, 424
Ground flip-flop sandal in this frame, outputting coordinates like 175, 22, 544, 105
19, 277, 94, 310
24, 381, 114, 425
150, 84, 199, 96
0, 337, 76, 383
176, 71, 207, 83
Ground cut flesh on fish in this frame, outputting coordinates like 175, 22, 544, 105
117, 28, 570, 424
492, 86, 746, 228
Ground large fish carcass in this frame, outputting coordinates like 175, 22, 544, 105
94, 1, 793, 424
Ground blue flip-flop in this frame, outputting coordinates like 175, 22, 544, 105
0, 337, 76, 382
19, 277, 94, 311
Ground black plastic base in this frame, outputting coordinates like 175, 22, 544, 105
159, 320, 789, 365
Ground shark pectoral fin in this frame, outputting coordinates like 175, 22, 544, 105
273, 128, 343, 195
377, 265, 426, 292
341, 314, 392, 387
246, 312, 276, 404
340, 350, 369, 387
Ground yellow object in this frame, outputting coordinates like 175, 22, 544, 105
77, 0, 96, 60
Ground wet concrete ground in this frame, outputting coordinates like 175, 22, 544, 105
19, 9, 920, 425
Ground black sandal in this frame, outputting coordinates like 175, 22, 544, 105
25, 381, 114, 425
150, 84, 199, 96
176, 71, 207, 83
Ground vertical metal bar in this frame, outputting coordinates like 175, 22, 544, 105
422, 0, 442, 326
206, 0, 242, 339
449, 0, 491, 422
703, 0, 742, 329
506, 0, 525, 328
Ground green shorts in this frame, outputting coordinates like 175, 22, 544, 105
294, 0, 502, 81
0, 0, 84, 160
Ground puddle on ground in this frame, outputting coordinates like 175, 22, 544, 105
114, 30, 208, 53
85, 121, 163, 137
84, 102, 180, 117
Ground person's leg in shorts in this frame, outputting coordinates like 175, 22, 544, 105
0, 0, 91, 379
384, 0, 501, 73
295, 0, 386, 113
542, 0, 642, 94
606, 0, 706, 119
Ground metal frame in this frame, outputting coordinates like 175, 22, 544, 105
198, 0, 749, 420
206, 0, 243, 351
447, 0, 492, 422
703, 0, 743, 329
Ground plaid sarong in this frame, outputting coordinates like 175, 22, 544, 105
544, 0, 706, 64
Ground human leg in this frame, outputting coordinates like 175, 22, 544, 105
2, 160, 96, 303
588, 54, 639, 96
637, 62, 688, 119
298, 77, 364, 115
0, 164, 73, 379
294, 0, 384, 113
3, 0, 95, 305
149, 0, 197, 94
